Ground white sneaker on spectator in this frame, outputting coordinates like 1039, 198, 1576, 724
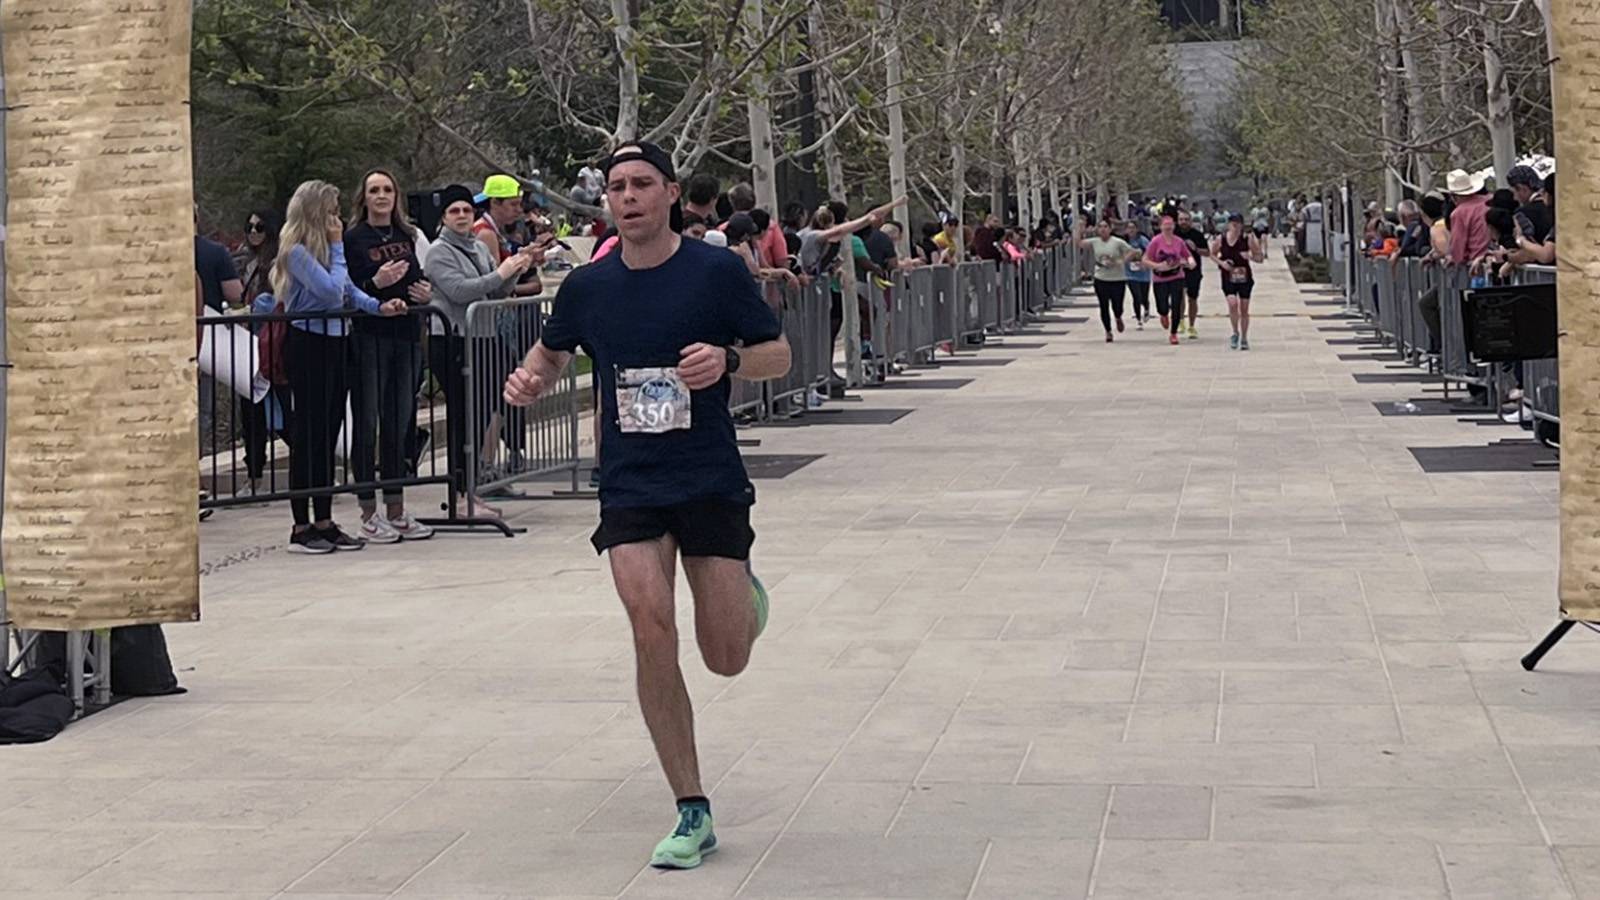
389, 511, 435, 541
358, 515, 402, 544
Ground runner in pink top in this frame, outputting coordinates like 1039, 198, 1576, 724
1142, 213, 1196, 345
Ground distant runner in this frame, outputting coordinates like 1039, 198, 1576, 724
1143, 213, 1197, 346
1211, 213, 1265, 350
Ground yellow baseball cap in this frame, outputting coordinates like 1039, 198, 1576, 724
479, 174, 521, 201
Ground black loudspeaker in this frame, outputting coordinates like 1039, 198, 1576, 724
408, 189, 447, 243
1461, 282, 1558, 363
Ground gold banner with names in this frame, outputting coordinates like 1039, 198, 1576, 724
2, 0, 200, 628
1553, 0, 1600, 621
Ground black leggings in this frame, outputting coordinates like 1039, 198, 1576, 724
1154, 281, 1185, 335
1128, 281, 1150, 321
287, 328, 349, 526
1092, 279, 1126, 332
349, 331, 422, 509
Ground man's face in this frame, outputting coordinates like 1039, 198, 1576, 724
489, 197, 520, 227
1177, 211, 1193, 230
606, 159, 680, 243
442, 201, 475, 235
1512, 184, 1535, 205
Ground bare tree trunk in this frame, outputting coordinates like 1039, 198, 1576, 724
878, 0, 910, 258
1043, 134, 1062, 221
744, 0, 780, 217
1028, 157, 1043, 233
1393, 0, 1432, 191
1480, 10, 1517, 181
611, 0, 640, 143
950, 138, 966, 261
1374, 0, 1403, 207
1219, 0, 1234, 35
1069, 170, 1082, 234
1437, 3, 1466, 165
809, 5, 847, 202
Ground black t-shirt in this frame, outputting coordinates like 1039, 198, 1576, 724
861, 227, 898, 270
194, 236, 239, 311
1516, 200, 1553, 244
1175, 226, 1208, 274
540, 238, 782, 510
345, 222, 425, 340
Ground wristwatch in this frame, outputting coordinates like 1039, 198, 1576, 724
724, 346, 742, 375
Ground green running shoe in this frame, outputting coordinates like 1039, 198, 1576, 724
751, 573, 769, 639
651, 805, 717, 869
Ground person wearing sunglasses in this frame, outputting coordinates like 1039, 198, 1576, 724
236, 209, 283, 304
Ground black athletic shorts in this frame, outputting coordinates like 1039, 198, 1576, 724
1184, 268, 1204, 298
1224, 279, 1255, 300
591, 498, 755, 560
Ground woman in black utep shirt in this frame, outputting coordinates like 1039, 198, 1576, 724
344, 168, 436, 543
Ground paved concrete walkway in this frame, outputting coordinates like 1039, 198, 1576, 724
7, 251, 1588, 899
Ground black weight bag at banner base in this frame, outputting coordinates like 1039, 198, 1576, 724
0, 669, 74, 744
31, 624, 187, 697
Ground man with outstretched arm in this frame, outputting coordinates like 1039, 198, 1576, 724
503, 141, 791, 870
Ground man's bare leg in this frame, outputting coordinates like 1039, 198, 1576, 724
610, 537, 702, 798
683, 556, 759, 676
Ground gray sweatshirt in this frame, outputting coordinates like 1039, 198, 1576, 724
425, 228, 512, 333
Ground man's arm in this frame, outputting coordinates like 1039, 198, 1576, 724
221, 277, 244, 306
505, 340, 574, 407
734, 336, 791, 381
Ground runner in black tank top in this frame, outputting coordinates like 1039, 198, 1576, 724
1212, 213, 1264, 350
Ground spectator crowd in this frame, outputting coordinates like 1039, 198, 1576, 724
192, 164, 1066, 555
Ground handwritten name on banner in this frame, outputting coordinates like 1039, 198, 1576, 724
2, 0, 199, 629
1553, 0, 1600, 620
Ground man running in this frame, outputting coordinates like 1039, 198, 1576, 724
503, 141, 791, 870
1174, 209, 1209, 340
1211, 213, 1264, 350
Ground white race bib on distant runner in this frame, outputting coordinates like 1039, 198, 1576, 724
616, 367, 691, 434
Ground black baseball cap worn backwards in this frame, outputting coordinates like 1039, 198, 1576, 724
602, 141, 683, 233
603, 142, 677, 183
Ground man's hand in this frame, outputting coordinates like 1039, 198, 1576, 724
504, 367, 547, 407
374, 259, 410, 288
677, 342, 727, 390
378, 299, 408, 317
407, 280, 432, 304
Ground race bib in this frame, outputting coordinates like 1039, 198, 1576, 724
1229, 267, 1250, 284
616, 367, 691, 434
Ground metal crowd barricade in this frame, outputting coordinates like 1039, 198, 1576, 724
1437, 265, 1489, 393
1329, 232, 1347, 290
196, 307, 509, 534
1353, 254, 1376, 321
1518, 265, 1560, 436
999, 262, 1020, 331
767, 281, 831, 409
1375, 257, 1400, 348
462, 297, 582, 506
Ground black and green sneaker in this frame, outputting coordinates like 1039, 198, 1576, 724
650, 802, 717, 870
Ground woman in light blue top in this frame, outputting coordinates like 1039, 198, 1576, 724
1123, 219, 1152, 328
269, 180, 407, 554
